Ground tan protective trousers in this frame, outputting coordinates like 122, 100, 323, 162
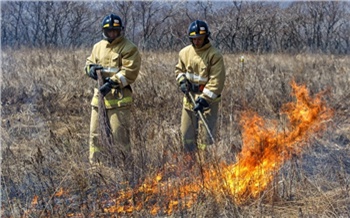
180, 102, 219, 153
89, 106, 131, 164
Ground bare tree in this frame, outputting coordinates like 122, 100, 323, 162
1, 2, 30, 48
131, 1, 175, 50
64, 2, 100, 48
1, 1, 349, 53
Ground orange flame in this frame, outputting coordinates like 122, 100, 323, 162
54, 187, 66, 197
211, 80, 333, 202
105, 80, 333, 215
31, 195, 38, 206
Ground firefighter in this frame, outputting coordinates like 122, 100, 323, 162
175, 20, 226, 163
84, 14, 141, 169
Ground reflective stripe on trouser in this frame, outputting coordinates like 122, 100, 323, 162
89, 106, 131, 163
180, 102, 219, 152
91, 95, 133, 108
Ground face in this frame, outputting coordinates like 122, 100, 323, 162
105, 29, 121, 40
192, 36, 206, 48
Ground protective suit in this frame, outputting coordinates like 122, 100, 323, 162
85, 31, 141, 165
175, 20, 225, 154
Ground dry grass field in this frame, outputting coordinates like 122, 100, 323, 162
1, 48, 349, 217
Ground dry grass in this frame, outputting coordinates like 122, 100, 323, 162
1, 48, 349, 217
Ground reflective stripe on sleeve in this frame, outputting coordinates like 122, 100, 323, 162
116, 73, 128, 87
185, 72, 208, 83
203, 88, 218, 99
176, 73, 186, 81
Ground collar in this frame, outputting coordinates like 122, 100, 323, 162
105, 35, 124, 46
193, 42, 211, 52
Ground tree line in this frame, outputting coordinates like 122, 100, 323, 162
1, 1, 349, 54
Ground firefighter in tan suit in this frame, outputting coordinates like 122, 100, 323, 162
85, 14, 141, 167
175, 20, 225, 162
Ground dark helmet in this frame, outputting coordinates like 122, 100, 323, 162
102, 14, 124, 30
187, 20, 210, 39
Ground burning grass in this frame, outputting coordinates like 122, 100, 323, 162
81, 80, 334, 216
1, 48, 350, 217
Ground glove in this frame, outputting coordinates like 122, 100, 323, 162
88, 64, 103, 80
99, 77, 119, 96
193, 97, 209, 113
179, 79, 190, 94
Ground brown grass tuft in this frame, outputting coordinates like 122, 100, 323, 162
1, 48, 349, 217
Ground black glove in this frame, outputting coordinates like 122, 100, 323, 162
99, 77, 119, 96
193, 97, 209, 113
88, 64, 103, 80
179, 79, 191, 94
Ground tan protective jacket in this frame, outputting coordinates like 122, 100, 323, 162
85, 36, 141, 109
175, 43, 225, 108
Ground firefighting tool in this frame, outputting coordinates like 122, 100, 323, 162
193, 97, 209, 113
88, 64, 103, 80
179, 77, 205, 95
96, 69, 114, 154
100, 77, 119, 96
187, 92, 215, 143
99, 67, 124, 99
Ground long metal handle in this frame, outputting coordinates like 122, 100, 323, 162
187, 92, 215, 143
96, 69, 113, 150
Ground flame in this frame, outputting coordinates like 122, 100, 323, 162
101, 80, 333, 215
54, 187, 66, 197
31, 195, 38, 206
27, 80, 330, 216
214, 80, 333, 202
